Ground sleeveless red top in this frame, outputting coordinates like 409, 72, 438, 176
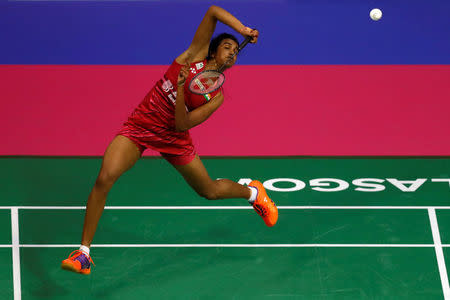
118, 59, 221, 157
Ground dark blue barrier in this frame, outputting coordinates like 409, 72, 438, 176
1, 0, 449, 64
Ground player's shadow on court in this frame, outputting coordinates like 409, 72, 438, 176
91, 246, 258, 298
19, 226, 152, 298
21, 248, 70, 298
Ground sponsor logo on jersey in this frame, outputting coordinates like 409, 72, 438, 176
161, 79, 174, 93
161, 79, 177, 104
195, 62, 204, 70
190, 67, 197, 74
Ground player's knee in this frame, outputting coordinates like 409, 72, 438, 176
197, 183, 220, 200
95, 169, 118, 190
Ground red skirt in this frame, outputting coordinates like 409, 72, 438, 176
117, 119, 196, 166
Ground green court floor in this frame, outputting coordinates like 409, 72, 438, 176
0, 157, 449, 299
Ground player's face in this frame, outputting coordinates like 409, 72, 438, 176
214, 39, 239, 69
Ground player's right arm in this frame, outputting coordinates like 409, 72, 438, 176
175, 5, 253, 64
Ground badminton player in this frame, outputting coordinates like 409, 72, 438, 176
61, 5, 278, 275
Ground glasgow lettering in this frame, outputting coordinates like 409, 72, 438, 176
232, 178, 450, 192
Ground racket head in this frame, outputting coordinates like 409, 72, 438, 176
188, 70, 225, 95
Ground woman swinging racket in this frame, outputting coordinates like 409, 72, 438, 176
61, 5, 278, 275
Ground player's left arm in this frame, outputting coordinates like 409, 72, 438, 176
175, 88, 224, 132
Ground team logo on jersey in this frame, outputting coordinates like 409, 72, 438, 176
195, 62, 204, 70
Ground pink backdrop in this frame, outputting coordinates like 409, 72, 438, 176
1, 65, 449, 156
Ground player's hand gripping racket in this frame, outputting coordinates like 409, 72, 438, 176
188, 35, 254, 95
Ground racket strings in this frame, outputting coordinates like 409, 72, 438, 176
189, 71, 225, 94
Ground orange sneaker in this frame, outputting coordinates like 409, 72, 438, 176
249, 180, 278, 227
61, 250, 94, 275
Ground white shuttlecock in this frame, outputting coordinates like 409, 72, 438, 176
370, 8, 382, 21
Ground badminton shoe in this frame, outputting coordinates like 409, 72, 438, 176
61, 250, 94, 275
249, 180, 278, 227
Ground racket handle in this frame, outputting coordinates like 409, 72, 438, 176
239, 35, 254, 52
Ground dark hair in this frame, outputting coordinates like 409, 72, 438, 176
206, 33, 239, 61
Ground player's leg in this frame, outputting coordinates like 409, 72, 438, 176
61, 135, 142, 274
172, 155, 278, 226
173, 154, 250, 200
81, 135, 142, 247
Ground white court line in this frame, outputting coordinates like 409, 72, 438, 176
5, 244, 450, 247
1, 206, 450, 210
2, 205, 449, 300
11, 208, 21, 300
18, 243, 436, 248
428, 208, 450, 300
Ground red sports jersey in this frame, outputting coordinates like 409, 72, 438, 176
117, 59, 221, 165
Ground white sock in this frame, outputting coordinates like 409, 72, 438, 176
79, 245, 90, 256
248, 186, 258, 204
